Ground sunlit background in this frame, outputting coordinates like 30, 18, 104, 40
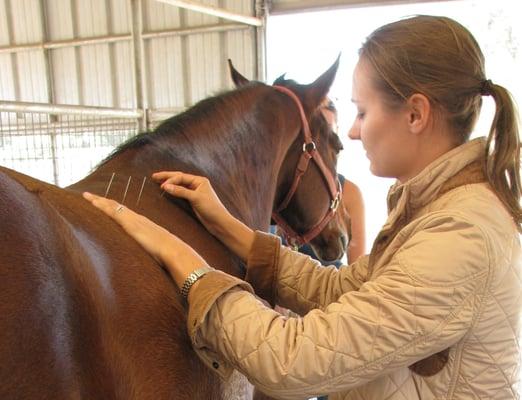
267, 0, 521, 251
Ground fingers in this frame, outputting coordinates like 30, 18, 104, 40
152, 171, 207, 189
151, 171, 179, 182
162, 184, 196, 201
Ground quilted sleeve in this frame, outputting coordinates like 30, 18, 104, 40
245, 230, 369, 311
189, 215, 489, 399
274, 246, 369, 315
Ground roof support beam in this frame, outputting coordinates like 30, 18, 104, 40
155, 0, 262, 26
270, 0, 460, 15
0, 24, 248, 55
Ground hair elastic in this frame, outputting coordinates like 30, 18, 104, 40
480, 79, 493, 96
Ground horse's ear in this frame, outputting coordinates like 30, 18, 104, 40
303, 55, 340, 111
228, 59, 250, 87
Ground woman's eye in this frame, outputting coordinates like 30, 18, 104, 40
357, 112, 365, 119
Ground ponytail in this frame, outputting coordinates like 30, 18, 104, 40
484, 83, 522, 231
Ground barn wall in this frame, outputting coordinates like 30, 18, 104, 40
0, 0, 261, 109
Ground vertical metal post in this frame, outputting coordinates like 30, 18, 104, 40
4, 0, 22, 103
254, 0, 267, 82
39, 0, 59, 185
48, 112, 59, 185
218, 0, 228, 88
179, 8, 193, 108
106, 0, 121, 108
39, 0, 57, 107
70, 0, 85, 105
130, 0, 148, 132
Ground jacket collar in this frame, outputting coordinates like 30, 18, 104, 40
385, 138, 486, 227
367, 138, 487, 278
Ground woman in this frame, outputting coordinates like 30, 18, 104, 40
84, 15, 521, 399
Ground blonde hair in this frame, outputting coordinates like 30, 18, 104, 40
360, 15, 521, 231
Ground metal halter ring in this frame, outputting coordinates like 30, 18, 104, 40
302, 141, 316, 153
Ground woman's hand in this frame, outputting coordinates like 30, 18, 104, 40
82, 192, 209, 288
152, 171, 255, 261
152, 171, 231, 236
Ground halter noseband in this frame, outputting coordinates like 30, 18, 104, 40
272, 85, 341, 248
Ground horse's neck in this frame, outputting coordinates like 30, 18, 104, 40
164, 125, 282, 230
75, 118, 287, 231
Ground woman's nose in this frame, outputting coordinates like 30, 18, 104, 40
348, 123, 360, 140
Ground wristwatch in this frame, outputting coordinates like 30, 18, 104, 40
180, 266, 214, 300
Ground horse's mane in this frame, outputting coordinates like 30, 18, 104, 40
97, 82, 264, 167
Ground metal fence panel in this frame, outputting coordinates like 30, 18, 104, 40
0, 104, 139, 186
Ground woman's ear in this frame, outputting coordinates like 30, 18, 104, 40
407, 93, 431, 134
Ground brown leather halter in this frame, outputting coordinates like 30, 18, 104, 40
272, 85, 341, 248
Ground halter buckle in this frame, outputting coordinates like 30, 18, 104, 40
330, 193, 341, 211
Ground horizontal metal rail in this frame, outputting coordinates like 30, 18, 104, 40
141, 23, 249, 39
0, 33, 131, 54
147, 107, 186, 122
0, 100, 143, 119
0, 23, 249, 55
0, 119, 137, 135
155, 0, 262, 26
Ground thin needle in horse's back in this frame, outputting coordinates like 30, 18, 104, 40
136, 176, 147, 207
122, 176, 132, 204
104, 172, 116, 198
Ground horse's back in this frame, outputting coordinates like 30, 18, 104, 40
0, 167, 228, 399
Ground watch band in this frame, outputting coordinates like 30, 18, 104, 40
180, 266, 214, 300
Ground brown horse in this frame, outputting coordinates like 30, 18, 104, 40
0, 60, 343, 399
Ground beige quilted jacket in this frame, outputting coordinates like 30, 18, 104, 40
187, 138, 521, 399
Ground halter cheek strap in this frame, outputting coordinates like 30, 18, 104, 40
272, 85, 341, 247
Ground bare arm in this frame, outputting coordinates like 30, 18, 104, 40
343, 179, 366, 262
208, 212, 255, 262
